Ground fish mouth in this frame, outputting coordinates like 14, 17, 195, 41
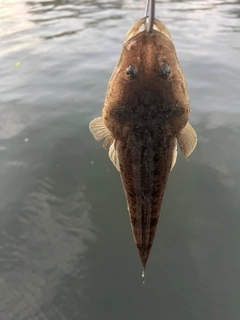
124, 17, 172, 43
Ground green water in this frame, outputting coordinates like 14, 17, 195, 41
0, 0, 240, 319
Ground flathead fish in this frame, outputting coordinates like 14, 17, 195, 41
89, 17, 197, 273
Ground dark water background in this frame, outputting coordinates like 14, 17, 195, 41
1, 0, 240, 319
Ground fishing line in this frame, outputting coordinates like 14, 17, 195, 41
144, 0, 155, 33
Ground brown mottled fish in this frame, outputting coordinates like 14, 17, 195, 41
89, 16, 197, 276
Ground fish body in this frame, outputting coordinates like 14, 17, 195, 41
89, 18, 197, 269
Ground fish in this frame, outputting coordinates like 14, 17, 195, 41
89, 17, 197, 274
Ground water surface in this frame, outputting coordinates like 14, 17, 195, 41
1, 0, 240, 319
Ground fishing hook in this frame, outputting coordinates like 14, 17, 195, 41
144, 0, 155, 33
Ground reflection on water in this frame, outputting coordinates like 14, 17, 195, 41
0, 177, 95, 319
0, 0, 240, 319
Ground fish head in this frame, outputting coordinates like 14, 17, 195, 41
103, 18, 190, 140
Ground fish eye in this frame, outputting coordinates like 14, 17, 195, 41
126, 65, 138, 80
160, 64, 171, 79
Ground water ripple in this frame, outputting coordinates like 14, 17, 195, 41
1, 0, 240, 319
0, 177, 96, 319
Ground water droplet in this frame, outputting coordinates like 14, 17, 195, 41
24, 138, 29, 142
142, 269, 145, 284
90, 160, 94, 165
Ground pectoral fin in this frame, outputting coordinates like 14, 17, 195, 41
102, 136, 113, 149
170, 139, 178, 171
177, 123, 197, 158
89, 117, 113, 149
109, 142, 120, 172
